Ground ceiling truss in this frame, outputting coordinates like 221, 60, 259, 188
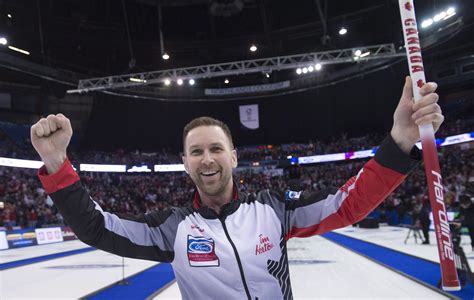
67, 43, 405, 94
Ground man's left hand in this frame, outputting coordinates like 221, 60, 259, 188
391, 76, 444, 154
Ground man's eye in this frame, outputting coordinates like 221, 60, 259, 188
191, 150, 202, 155
212, 147, 223, 152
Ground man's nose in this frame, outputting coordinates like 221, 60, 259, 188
201, 150, 215, 165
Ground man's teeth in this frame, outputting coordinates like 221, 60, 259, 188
201, 171, 218, 176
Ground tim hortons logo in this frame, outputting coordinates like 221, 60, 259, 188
255, 234, 274, 255
403, 18, 424, 76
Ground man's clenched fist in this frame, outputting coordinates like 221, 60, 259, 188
31, 114, 72, 174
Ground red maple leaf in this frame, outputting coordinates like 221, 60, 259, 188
417, 79, 424, 88
405, 2, 412, 11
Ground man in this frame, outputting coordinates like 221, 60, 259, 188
31, 77, 443, 299
412, 203, 431, 244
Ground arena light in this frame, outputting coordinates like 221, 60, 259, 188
8, 45, 30, 55
421, 19, 433, 28
315, 63, 322, 71
0, 157, 43, 169
164, 79, 171, 86
346, 149, 376, 160
265, 73, 270, 78
7, 14, 12, 19
0, 37, 7, 45
177, 79, 183, 85
127, 165, 152, 173
189, 79, 195, 85
440, 133, 473, 146
308, 65, 314, 72
360, 51, 371, 58
302, 67, 308, 74
224, 79, 229, 84
338, 27, 347, 35
80, 164, 126, 172
298, 153, 346, 164
296, 68, 302, 74
433, 12, 446, 22
353, 49, 362, 61
162, 52, 170, 60
446, 7, 456, 17
154, 164, 185, 172
421, 7, 456, 29
129, 77, 146, 83
249, 45, 257, 52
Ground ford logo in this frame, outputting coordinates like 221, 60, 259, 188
189, 241, 211, 252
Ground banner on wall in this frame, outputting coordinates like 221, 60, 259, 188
239, 104, 259, 130
35, 227, 63, 245
205, 81, 290, 96
6, 229, 37, 248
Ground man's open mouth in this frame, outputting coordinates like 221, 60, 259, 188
200, 171, 219, 177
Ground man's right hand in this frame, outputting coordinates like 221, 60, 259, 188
31, 114, 72, 174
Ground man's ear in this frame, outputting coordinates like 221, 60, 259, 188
182, 156, 189, 174
231, 149, 238, 168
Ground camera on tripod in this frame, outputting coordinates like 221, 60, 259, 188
449, 221, 462, 249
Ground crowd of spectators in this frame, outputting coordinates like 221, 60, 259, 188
376, 144, 473, 223
0, 167, 62, 229
57, 117, 471, 166
1, 116, 473, 229
1, 117, 473, 165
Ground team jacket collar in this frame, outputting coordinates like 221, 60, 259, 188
191, 182, 242, 219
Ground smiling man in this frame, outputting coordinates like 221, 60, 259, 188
182, 118, 237, 214
32, 77, 444, 299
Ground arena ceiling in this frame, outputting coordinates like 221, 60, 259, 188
0, 0, 472, 93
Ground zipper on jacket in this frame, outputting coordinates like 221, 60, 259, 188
220, 217, 251, 300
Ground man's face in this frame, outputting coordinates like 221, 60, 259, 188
183, 125, 237, 197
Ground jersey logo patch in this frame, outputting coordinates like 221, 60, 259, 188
187, 235, 220, 267
255, 234, 274, 255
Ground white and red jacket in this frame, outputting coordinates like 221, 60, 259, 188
38, 135, 421, 299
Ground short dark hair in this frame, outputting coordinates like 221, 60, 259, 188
183, 116, 234, 153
